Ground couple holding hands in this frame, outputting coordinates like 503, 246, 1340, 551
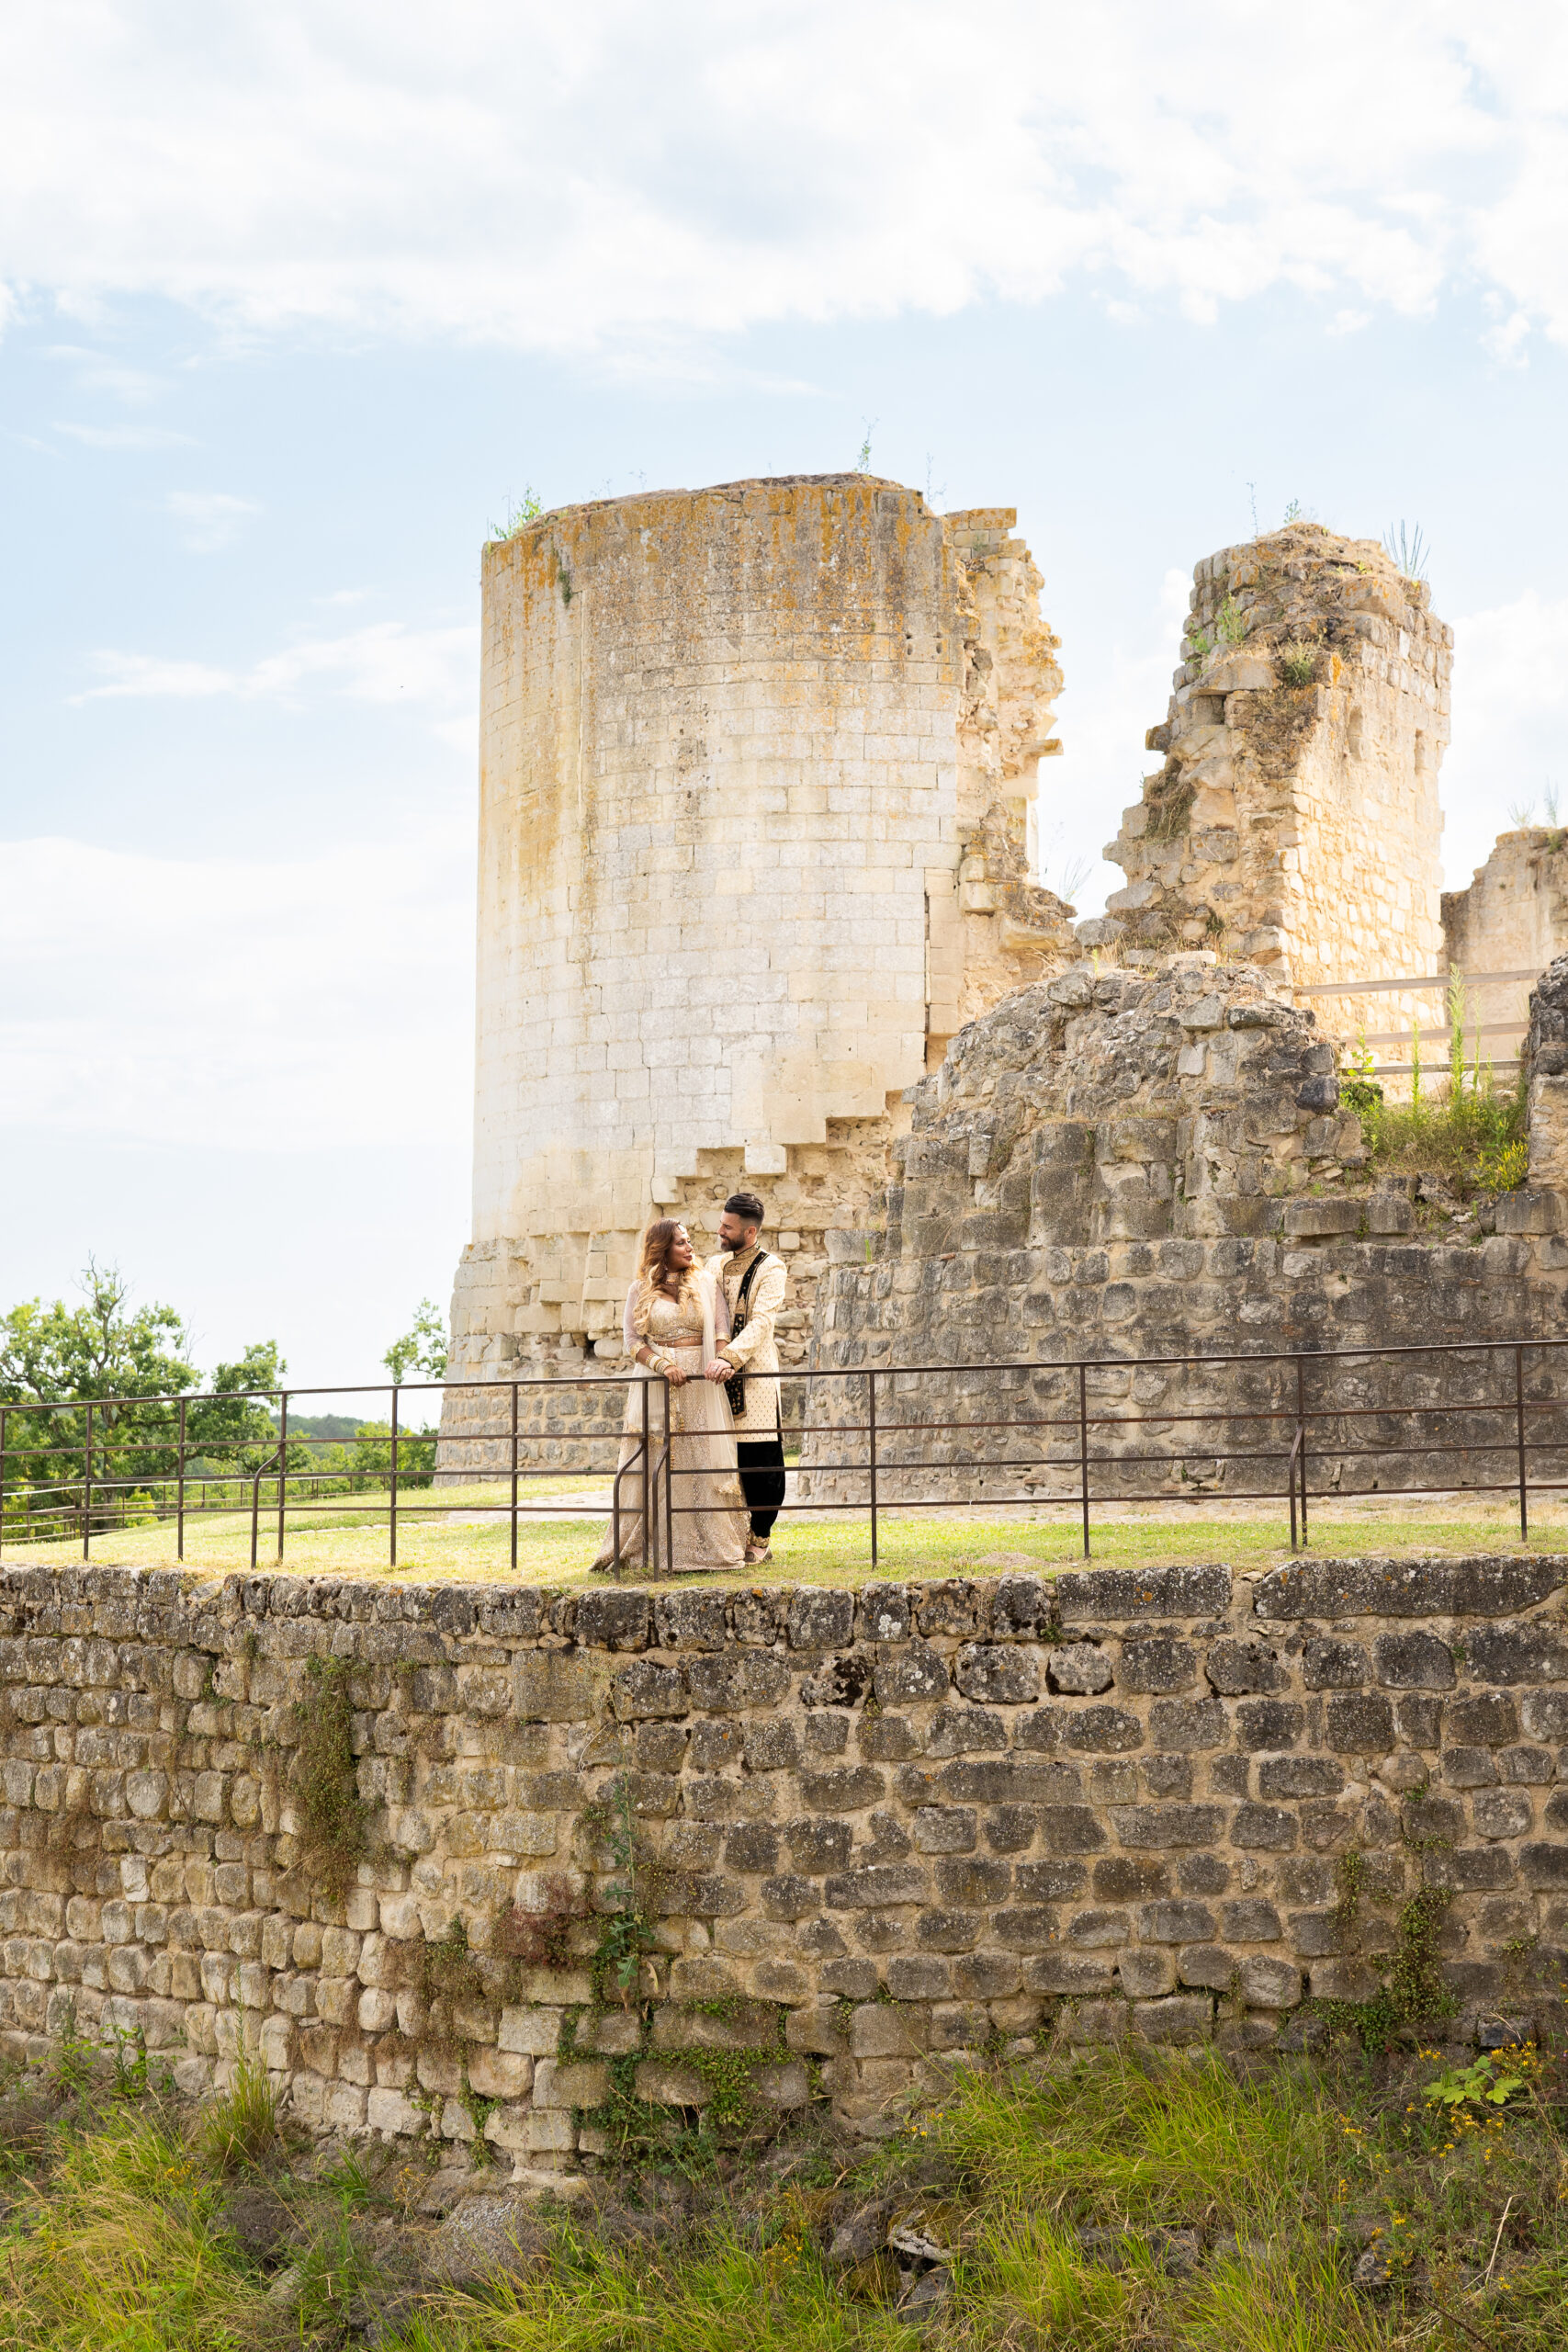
591, 1190, 787, 1576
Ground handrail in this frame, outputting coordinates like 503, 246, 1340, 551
3, 1334, 1565, 1569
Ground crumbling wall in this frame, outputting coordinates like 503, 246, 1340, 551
6, 1558, 1568, 2182
442, 479, 1073, 1472
807, 951, 1568, 1501
1443, 827, 1568, 1059
1096, 526, 1450, 1059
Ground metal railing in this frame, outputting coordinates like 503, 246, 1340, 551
1, 1334, 1566, 1570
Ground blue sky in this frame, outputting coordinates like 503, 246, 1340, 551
4, 2, 1567, 1388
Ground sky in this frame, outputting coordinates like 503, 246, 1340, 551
4, 1, 1568, 1389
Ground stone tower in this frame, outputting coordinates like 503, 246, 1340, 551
1098, 524, 1451, 1056
441, 474, 1070, 1437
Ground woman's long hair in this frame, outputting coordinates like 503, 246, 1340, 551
637, 1217, 696, 1304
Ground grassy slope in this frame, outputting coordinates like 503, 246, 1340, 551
5, 2037, 1568, 2349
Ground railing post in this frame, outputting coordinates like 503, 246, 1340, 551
663, 1374, 674, 1573
0, 1405, 6, 1563
511, 1381, 520, 1575
83, 1401, 93, 1562
1517, 1343, 1529, 1541
640, 1376, 650, 1577
868, 1369, 878, 1570
389, 1385, 400, 1569
1295, 1356, 1308, 1545
276, 1390, 288, 1562
1078, 1363, 1090, 1559
176, 1396, 186, 1562
250, 1458, 262, 1570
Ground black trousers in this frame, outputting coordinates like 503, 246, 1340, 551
736, 1438, 786, 1540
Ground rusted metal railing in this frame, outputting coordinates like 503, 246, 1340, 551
1, 1335, 1565, 1569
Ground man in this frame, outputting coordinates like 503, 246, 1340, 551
704, 1190, 787, 1566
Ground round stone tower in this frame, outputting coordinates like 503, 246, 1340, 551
441, 474, 1069, 1457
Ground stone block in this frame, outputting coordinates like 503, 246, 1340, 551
1282, 1198, 1361, 1239
1374, 1633, 1456, 1690
1046, 1643, 1114, 1695
953, 1645, 1039, 1703
532, 2059, 609, 2110
1205, 1640, 1286, 1696
1133, 1996, 1212, 2044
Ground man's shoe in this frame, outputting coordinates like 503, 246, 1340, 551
744, 1540, 773, 1566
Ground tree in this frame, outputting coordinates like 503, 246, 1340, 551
187, 1340, 288, 1476
0, 1259, 197, 1406
0, 1264, 287, 1521
383, 1299, 448, 1385
0, 1261, 198, 1510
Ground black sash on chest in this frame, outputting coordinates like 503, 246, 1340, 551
724, 1254, 766, 1419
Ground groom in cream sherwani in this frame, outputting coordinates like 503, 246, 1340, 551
703, 1189, 788, 1566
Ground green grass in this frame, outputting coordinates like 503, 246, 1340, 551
4, 1494, 1565, 1589
9, 2037, 1568, 2348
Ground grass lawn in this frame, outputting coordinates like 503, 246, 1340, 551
4, 1491, 1565, 1589
5, 2030, 1568, 2348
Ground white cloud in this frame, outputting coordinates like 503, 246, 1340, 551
166, 489, 259, 551
0, 4, 1562, 357
1442, 590, 1568, 886
0, 833, 474, 1152
74, 618, 477, 718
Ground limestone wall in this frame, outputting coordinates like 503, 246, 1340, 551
1097, 526, 1450, 1062
1443, 828, 1568, 1061
442, 477, 1071, 1469
6, 1558, 1568, 2180
807, 951, 1568, 1501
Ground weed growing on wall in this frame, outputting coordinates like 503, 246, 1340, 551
1314, 1883, 1458, 2055
579, 1770, 664, 2008
1355, 1064, 1529, 1199
289, 1656, 370, 1902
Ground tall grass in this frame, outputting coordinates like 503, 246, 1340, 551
198, 2044, 282, 2173
0, 2109, 256, 2351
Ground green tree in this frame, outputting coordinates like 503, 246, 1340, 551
0, 1261, 198, 1512
0, 1264, 288, 1525
187, 1340, 289, 1478
383, 1299, 447, 1385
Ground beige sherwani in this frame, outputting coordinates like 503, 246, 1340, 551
706, 1245, 787, 1435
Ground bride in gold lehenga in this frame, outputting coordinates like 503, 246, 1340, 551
591, 1219, 750, 1575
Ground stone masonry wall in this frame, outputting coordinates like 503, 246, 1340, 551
1442, 826, 1568, 1069
1096, 525, 1450, 1064
7, 1558, 1568, 2180
806, 950, 1568, 1504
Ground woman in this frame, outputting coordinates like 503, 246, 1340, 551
591, 1219, 749, 1575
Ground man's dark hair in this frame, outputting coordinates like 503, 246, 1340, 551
725, 1191, 765, 1228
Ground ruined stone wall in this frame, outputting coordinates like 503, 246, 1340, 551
443, 478, 1071, 1470
6, 1558, 1568, 2182
1097, 526, 1450, 1061
807, 951, 1568, 1502
1443, 828, 1568, 1064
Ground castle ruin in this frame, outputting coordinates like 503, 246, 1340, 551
442, 481, 1543, 1466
